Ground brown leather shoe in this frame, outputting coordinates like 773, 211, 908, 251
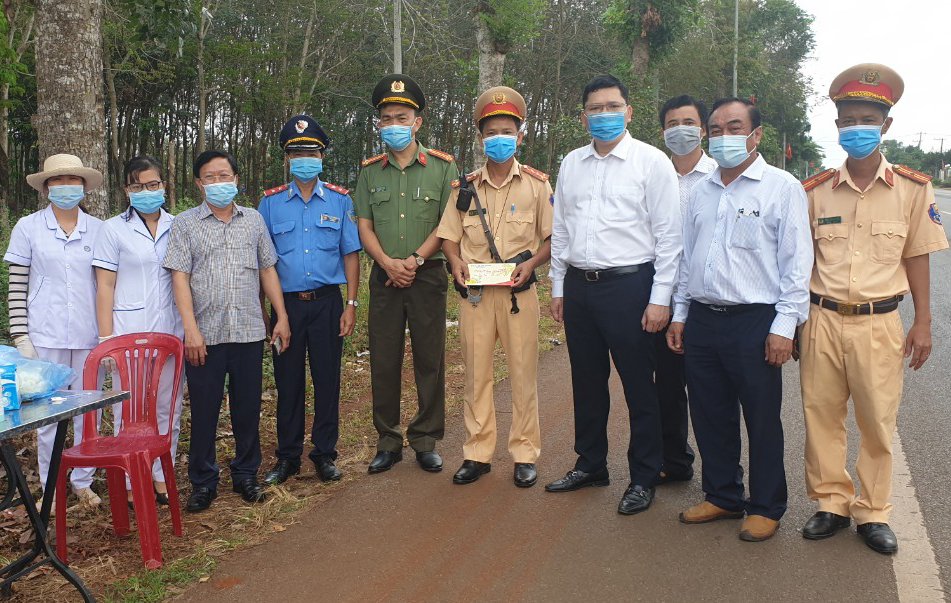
679, 501, 744, 524
739, 515, 780, 542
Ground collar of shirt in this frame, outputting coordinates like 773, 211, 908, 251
198, 201, 244, 221
43, 204, 89, 241
682, 152, 717, 178
131, 208, 174, 241
382, 143, 430, 169
711, 153, 766, 187
289, 178, 324, 203
476, 159, 521, 190
834, 153, 895, 193
579, 131, 634, 162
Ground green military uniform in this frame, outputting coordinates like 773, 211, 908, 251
353, 75, 458, 455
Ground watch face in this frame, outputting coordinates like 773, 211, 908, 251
417, 256, 425, 266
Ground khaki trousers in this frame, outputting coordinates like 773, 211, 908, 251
800, 304, 905, 524
459, 285, 541, 464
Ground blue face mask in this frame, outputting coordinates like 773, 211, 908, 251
709, 132, 755, 168
204, 182, 238, 208
482, 135, 518, 163
838, 125, 882, 160
289, 156, 323, 182
129, 189, 165, 214
380, 125, 413, 151
47, 185, 85, 210
586, 111, 627, 142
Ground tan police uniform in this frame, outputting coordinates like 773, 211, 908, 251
435, 87, 553, 464
800, 64, 949, 524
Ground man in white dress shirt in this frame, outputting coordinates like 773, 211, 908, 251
667, 98, 812, 542
654, 94, 718, 485
545, 75, 683, 517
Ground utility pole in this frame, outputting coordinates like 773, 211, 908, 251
393, 0, 402, 74
916, 131, 923, 148
732, 0, 739, 97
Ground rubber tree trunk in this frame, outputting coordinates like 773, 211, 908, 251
33, 0, 110, 218
473, 14, 505, 170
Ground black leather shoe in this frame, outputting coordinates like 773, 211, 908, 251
545, 468, 610, 492
416, 450, 443, 472
186, 487, 217, 513
802, 511, 851, 540
368, 450, 402, 474
452, 460, 491, 484
857, 522, 898, 554
618, 484, 655, 515
264, 459, 300, 485
314, 457, 342, 482
656, 468, 694, 485
514, 463, 537, 488
232, 478, 267, 503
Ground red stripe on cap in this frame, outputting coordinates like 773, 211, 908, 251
479, 101, 523, 121
833, 80, 895, 106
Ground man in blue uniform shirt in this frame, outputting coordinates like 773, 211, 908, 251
258, 115, 362, 484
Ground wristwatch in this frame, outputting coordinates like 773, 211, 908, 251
411, 252, 425, 266
347, 299, 360, 308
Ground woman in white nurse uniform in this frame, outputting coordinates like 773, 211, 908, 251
3, 154, 104, 506
93, 156, 184, 505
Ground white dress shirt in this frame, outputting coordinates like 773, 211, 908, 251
677, 152, 718, 216
672, 154, 813, 339
550, 132, 683, 305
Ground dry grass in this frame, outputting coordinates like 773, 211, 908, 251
0, 268, 564, 602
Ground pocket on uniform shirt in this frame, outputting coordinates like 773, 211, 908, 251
814, 223, 849, 265
271, 220, 297, 255
27, 275, 46, 307
730, 214, 763, 250
414, 190, 441, 228
462, 214, 488, 247
315, 216, 342, 251
870, 220, 907, 264
504, 211, 535, 250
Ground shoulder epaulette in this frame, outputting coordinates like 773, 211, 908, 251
427, 148, 454, 163
894, 164, 932, 185
361, 154, 386, 168
522, 165, 549, 182
450, 172, 479, 189
324, 182, 350, 195
801, 168, 836, 192
263, 184, 290, 197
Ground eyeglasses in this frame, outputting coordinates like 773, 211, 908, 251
584, 103, 627, 115
199, 173, 236, 184
126, 180, 163, 193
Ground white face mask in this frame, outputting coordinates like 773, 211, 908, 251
663, 125, 703, 156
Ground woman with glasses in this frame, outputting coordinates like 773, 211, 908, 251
3, 153, 105, 507
92, 155, 185, 507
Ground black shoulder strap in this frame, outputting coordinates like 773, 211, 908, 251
463, 179, 503, 263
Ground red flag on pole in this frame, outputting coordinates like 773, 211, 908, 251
785, 143, 793, 160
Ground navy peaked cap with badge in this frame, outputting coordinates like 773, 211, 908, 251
372, 74, 426, 112
280, 114, 329, 151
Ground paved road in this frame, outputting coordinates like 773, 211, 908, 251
179, 191, 951, 602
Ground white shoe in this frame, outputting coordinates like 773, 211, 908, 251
73, 487, 101, 506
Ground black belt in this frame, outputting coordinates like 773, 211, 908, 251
416, 259, 445, 271
567, 263, 645, 283
810, 293, 902, 316
286, 285, 338, 301
696, 302, 772, 314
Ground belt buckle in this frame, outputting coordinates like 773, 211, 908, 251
299, 291, 314, 301
709, 305, 728, 313
584, 270, 600, 282
836, 303, 857, 316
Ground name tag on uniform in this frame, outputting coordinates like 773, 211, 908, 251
818, 216, 842, 225
468, 208, 486, 216
321, 214, 340, 223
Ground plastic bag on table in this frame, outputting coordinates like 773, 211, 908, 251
0, 345, 76, 401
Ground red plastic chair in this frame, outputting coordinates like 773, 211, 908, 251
55, 333, 184, 569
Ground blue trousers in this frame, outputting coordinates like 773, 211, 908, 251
684, 302, 787, 520
563, 265, 662, 486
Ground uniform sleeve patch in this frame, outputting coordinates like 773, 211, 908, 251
549, 194, 555, 206
348, 209, 357, 223
930, 203, 943, 225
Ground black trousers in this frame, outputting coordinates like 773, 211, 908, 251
368, 263, 447, 453
186, 341, 264, 490
563, 265, 662, 486
684, 302, 787, 520
272, 290, 343, 465
654, 327, 695, 476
